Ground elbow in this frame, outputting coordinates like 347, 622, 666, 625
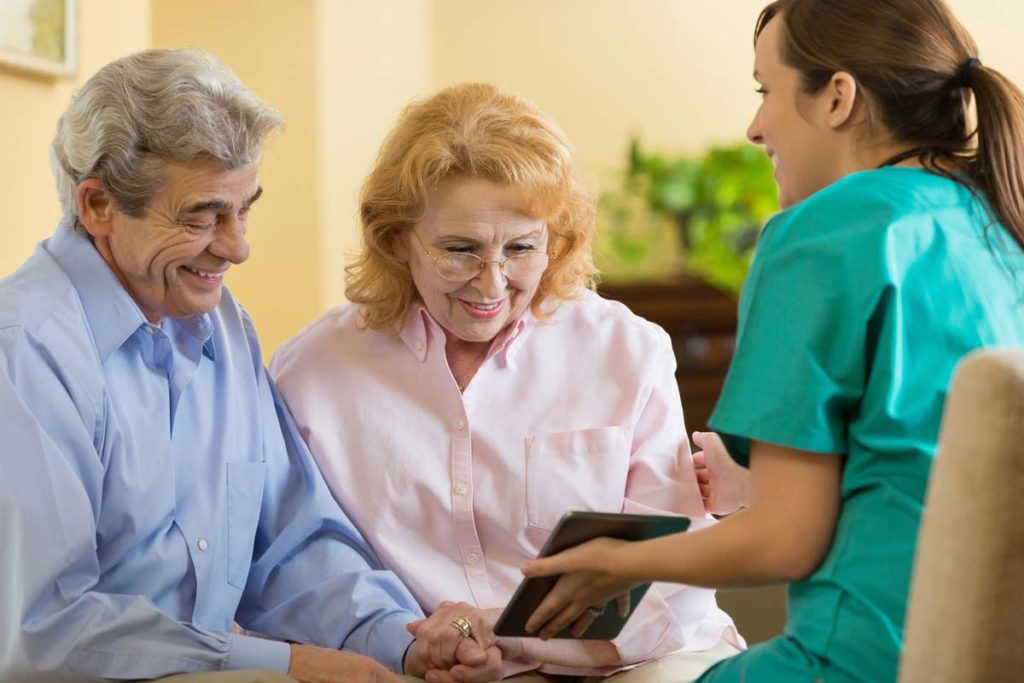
750, 526, 833, 583
772, 550, 826, 582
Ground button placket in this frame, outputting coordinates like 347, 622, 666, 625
450, 411, 495, 605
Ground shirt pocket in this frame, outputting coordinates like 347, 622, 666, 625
525, 425, 632, 530
226, 461, 267, 589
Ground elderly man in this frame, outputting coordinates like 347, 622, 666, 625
0, 49, 498, 683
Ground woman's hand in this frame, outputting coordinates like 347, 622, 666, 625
404, 601, 502, 683
518, 537, 639, 640
693, 431, 751, 515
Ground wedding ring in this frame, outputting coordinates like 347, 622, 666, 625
450, 616, 473, 639
585, 605, 604, 619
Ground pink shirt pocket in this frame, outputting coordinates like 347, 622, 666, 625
524, 425, 633, 530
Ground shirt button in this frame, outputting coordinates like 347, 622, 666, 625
455, 419, 465, 431
415, 341, 424, 351
454, 483, 468, 496
466, 552, 479, 565
143, 325, 156, 335
197, 538, 209, 552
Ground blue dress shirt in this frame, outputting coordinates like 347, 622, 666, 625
0, 226, 422, 680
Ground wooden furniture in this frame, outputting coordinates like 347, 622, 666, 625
599, 275, 737, 436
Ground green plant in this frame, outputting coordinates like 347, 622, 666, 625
598, 139, 778, 292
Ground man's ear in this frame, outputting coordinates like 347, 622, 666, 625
76, 179, 116, 238
825, 71, 860, 129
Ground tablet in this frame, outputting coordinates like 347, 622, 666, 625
493, 511, 690, 639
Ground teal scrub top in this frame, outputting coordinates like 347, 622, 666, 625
704, 167, 1024, 682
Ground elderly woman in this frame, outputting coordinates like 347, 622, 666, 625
269, 83, 742, 682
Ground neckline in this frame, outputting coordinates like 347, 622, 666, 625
876, 146, 939, 169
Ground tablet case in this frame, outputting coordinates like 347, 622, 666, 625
493, 511, 691, 639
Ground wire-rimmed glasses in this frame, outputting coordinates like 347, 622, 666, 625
410, 230, 550, 282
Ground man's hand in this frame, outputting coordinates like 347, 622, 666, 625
287, 643, 403, 683
404, 601, 504, 683
693, 431, 751, 516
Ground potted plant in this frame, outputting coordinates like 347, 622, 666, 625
597, 139, 778, 293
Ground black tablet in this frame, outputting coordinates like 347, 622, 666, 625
493, 511, 690, 639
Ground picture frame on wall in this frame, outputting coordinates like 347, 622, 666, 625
0, 0, 76, 77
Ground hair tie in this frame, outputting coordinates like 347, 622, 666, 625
955, 57, 981, 88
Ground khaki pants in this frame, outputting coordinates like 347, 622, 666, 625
153, 671, 298, 683
152, 637, 738, 683
401, 636, 740, 683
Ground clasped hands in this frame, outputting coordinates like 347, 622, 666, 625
404, 601, 506, 683
286, 601, 503, 683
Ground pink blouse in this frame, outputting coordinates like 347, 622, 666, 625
270, 291, 741, 676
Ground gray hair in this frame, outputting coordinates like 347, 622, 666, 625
51, 48, 283, 232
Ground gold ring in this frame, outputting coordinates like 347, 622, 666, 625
450, 616, 473, 639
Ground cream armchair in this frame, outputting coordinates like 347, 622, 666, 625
900, 348, 1024, 681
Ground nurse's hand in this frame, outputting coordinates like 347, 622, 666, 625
693, 431, 751, 516
519, 537, 639, 640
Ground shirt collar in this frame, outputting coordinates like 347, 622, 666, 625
46, 225, 216, 362
175, 312, 218, 361
398, 303, 538, 367
490, 307, 536, 366
398, 306, 434, 363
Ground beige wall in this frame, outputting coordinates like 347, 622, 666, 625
314, 0, 432, 314
432, 0, 1024, 179
432, 0, 770, 176
3, 0, 1023, 353
0, 0, 149, 278
950, 0, 1024, 83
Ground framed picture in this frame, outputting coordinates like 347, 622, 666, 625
0, 0, 76, 77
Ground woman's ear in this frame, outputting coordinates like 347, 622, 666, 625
76, 179, 116, 238
825, 71, 860, 129
392, 229, 412, 262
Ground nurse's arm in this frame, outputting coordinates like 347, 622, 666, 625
523, 441, 842, 637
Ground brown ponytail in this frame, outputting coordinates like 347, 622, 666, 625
968, 65, 1024, 252
756, 0, 1024, 254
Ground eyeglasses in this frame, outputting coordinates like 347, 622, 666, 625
410, 230, 550, 282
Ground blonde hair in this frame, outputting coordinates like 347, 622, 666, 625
346, 82, 597, 331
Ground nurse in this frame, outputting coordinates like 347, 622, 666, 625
520, 1, 1024, 681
